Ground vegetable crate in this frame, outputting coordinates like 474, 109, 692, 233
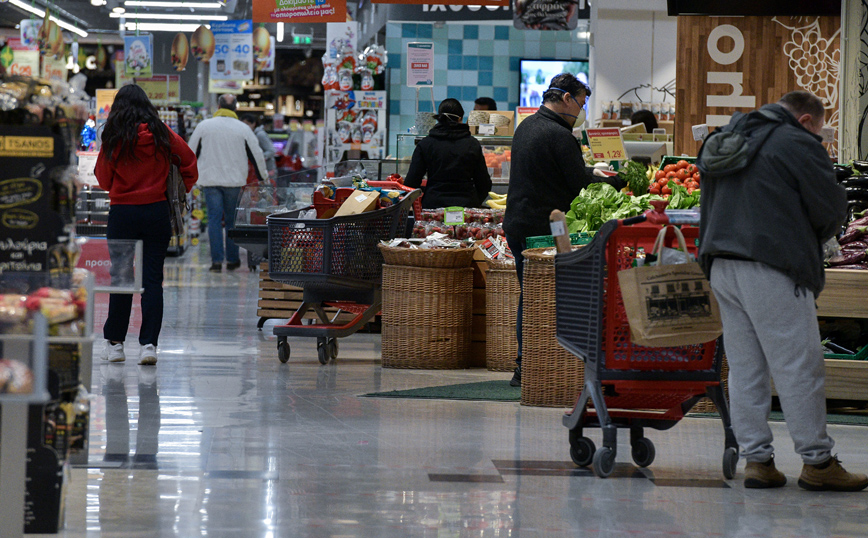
553, 217, 737, 478
266, 189, 421, 365
526, 232, 594, 250
659, 155, 697, 168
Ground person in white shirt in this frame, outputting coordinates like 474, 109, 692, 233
188, 94, 268, 272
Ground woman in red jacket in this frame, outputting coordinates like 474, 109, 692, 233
95, 84, 198, 365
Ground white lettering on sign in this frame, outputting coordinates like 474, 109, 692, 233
422, 4, 509, 11
705, 23, 756, 127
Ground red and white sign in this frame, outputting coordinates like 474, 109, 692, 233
7, 38, 39, 77
406, 42, 434, 87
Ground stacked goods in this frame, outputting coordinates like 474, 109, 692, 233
828, 210, 868, 270
835, 161, 868, 221
0, 284, 88, 336
485, 191, 507, 210
484, 149, 511, 179
412, 206, 505, 241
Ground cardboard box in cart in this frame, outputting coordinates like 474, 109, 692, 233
334, 190, 379, 217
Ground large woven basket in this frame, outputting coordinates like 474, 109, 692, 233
485, 268, 520, 371
689, 354, 729, 413
381, 264, 473, 369
520, 247, 585, 407
378, 244, 476, 268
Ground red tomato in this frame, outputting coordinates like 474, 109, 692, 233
662, 185, 672, 195
686, 187, 695, 194
663, 164, 676, 173
666, 173, 679, 182
677, 160, 689, 169
693, 172, 701, 181
655, 170, 666, 181
675, 169, 688, 180
649, 186, 661, 195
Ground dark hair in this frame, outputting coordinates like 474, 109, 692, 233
630, 110, 658, 133
474, 97, 497, 111
218, 94, 237, 111
240, 114, 259, 126
542, 73, 591, 105
101, 83, 171, 162
778, 91, 825, 121
434, 98, 464, 123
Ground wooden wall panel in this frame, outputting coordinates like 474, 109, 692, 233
676, 16, 841, 156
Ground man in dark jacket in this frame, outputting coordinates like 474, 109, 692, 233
404, 98, 491, 209
502, 73, 620, 386
698, 91, 866, 491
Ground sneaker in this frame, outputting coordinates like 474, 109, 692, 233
509, 365, 522, 387
139, 344, 158, 366
744, 456, 787, 488
798, 456, 868, 492
226, 261, 241, 271
209, 263, 222, 272
104, 341, 125, 362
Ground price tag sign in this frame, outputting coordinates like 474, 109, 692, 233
585, 128, 627, 161
443, 206, 465, 225
76, 151, 99, 187
210, 20, 253, 81
406, 42, 434, 87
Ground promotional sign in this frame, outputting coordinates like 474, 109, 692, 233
95, 89, 118, 128
324, 90, 387, 165
76, 151, 99, 187
256, 36, 276, 72
135, 75, 181, 104
514, 0, 587, 30
406, 42, 434, 87
123, 34, 153, 77
514, 106, 538, 127
5, 38, 39, 77
171, 32, 189, 71
585, 128, 627, 161
20, 19, 42, 48
252, 0, 346, 24
208, 78, 245, 94
210, 20, 253, 81
41, 53, 67, 81
388, 4, 511, 20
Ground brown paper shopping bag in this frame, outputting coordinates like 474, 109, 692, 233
617, 226, 722, 347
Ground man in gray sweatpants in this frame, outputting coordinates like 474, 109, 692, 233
697, 91, 867, 491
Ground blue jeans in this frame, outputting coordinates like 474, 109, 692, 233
505, 235, 526, 366
204, 186, 242, 264
104, 202, 172, 346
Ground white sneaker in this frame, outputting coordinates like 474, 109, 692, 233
104, 341, 125, 362
139, 344, 157, 366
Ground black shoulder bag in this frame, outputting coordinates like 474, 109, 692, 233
166, 154, 189, 236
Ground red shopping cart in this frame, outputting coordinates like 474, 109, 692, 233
267, 186, 421, 364
554, 208, 738, 478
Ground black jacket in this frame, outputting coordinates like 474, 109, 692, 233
503, 106, 597, 239
403, 121, 492, 209
696, 103, 846, 296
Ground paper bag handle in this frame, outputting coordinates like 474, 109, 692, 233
650, 225, 689, 265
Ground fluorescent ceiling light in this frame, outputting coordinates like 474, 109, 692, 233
125, 22, 209, 32
8, 0, 88, 37
277, 22, 284, 42
124, 1, 223, 8
112, 12, 227, 20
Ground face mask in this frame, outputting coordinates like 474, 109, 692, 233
548, 87, 587, 127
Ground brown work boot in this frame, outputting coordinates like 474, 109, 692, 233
798, 456, 868, 492
744, 456, 787, 488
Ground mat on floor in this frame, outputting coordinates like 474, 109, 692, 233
362, 380, 521, 401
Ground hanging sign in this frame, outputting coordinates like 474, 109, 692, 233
96, 89, 119, 126
406, 42, 433, 87
191, 25, 215, 62
5, 39, 40, 77
513, 0, 585, 30
585, 128, 627, 161
134, 75, 181, 104
251, 0, 346, 23
171, 32, 189, 71
20, 19, 42, 48
41, 53, 67, 81
123, 34, 153, 77
252, 27, 274, 71
210, 20, 253, 80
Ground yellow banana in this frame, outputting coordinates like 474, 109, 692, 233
486, 199, 506, 209
488, 191, 507, 201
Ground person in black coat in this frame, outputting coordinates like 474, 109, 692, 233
403, 99, 492, 209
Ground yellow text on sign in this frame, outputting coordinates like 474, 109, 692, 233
0, 136, 55, 158
585, 128, 626, 161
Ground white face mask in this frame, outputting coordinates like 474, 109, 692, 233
573, 107, 586, 128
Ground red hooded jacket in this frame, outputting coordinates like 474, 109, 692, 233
95, 123, 198, 205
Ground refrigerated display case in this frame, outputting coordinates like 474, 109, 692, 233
396, 134, 514, 186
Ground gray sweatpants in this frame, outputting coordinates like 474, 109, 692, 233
709, 258, 833, 465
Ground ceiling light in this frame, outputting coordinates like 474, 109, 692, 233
277, 22, 284, 42
8, 0, 88, 37
112, 12, 226, 20
124, 22, 208, 32
113, 6, 126, 12
91, 0, 107, 5
124, 1, 223, 8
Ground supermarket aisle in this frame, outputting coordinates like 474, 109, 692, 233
36, 243, 868, 537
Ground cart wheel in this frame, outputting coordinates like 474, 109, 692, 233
317, 344, 329, 365
592, 447, 615, 478
327, 338, 338, 360
723, 447, 739, 480
569, 436, 596, 467
631, 437, 655, 468
277, 339, 290, 364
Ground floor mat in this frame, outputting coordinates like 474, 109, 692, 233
362, 380, 521, 401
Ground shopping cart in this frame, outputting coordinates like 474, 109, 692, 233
267, 186, 421, 364
554, 206, 738, 478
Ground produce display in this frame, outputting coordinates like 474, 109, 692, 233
828, 209, 868, 270
483, 148, 511, 179
835, 160, 868, 221
486, 191, 507, 209
413, 207, 505, 240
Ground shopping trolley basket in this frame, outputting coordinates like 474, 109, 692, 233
554, 210, 737, 478
267, 188, 421, 364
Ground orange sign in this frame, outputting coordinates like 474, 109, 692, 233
252, 0, 346, 23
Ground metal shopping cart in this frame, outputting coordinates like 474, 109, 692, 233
554, 207, 738, 478
267, 185, 421, 364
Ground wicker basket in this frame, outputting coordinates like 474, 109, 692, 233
689, 354, 729, 413
520, 247, 585, 407
381, 264, 473, 369
485, 268, 521, 371
378, 244, 476, 268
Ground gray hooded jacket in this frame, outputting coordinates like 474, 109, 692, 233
696, 103, 846, 296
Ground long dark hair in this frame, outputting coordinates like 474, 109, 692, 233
101, 84, 171, 162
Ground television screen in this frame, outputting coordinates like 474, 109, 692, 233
519, 59, 590, 109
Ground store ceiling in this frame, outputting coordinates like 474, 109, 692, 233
0, 0, 326, 45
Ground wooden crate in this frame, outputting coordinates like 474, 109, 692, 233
257, 262, 356, 324
469, 259, 488, 368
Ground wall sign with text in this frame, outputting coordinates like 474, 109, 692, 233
210, 20, 253, 81
252, 0, 346, 23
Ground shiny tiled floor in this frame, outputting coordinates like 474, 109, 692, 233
38, 243, 868, 537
